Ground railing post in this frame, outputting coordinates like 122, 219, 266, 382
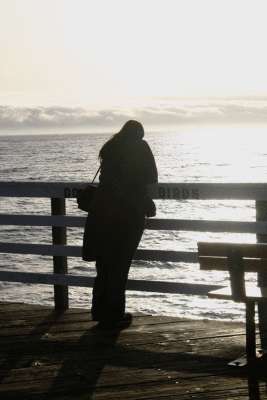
256, 200, 267, 348
51, 198, 69, 310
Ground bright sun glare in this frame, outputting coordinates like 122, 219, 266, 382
1, 0, 267, 95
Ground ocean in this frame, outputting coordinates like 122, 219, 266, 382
1, 127, 267, 322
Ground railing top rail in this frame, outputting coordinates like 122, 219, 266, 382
1, 181, 267, 200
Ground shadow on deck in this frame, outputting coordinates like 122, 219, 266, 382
1, 301, 267, 399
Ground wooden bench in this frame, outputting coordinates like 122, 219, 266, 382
198, 242, 267, 367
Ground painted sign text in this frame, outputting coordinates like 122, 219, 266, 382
158, 187, 200, 199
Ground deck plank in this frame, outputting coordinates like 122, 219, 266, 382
1, 301, 267, 399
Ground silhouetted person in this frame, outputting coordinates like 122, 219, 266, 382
83, 120, 158, 326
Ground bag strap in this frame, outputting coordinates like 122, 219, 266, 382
91, 164, 101, 184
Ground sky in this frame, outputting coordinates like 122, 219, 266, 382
1, 0, 267, 134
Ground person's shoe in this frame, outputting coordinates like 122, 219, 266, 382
98, 312, 133, 328
112, 312, 133, 326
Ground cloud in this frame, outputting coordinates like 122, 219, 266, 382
139, 98, 267, 127
1, 96, 267, 132
0, 105, 128, 129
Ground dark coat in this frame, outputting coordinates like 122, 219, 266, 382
82, 137, 158, 262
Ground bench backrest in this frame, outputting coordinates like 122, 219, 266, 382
198, 242, 267, 273
198, 242, 267, 300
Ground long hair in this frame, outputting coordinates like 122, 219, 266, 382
98, 120, 144, 162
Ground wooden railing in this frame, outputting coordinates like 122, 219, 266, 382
1, 181, 267, 313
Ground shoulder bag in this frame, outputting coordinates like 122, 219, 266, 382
76, 165, 101, 212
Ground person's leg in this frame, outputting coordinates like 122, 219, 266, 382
91, 196, 145, 324
104, 210, 145, 323
91, 259, 109, 321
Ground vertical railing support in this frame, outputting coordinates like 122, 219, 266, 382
256, 200, 267, 348
51, 197, 69, 310
246, 302, 256, 359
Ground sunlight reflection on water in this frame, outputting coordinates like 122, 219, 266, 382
0, 128, 267, 321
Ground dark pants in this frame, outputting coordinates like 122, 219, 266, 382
91, 199, 145, 323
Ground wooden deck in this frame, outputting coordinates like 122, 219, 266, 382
1, 302, 267, 399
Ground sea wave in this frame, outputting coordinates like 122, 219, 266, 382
0, 128, 266, 321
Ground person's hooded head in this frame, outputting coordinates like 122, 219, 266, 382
117, 120, 144, 140
99, 120, 145, 161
